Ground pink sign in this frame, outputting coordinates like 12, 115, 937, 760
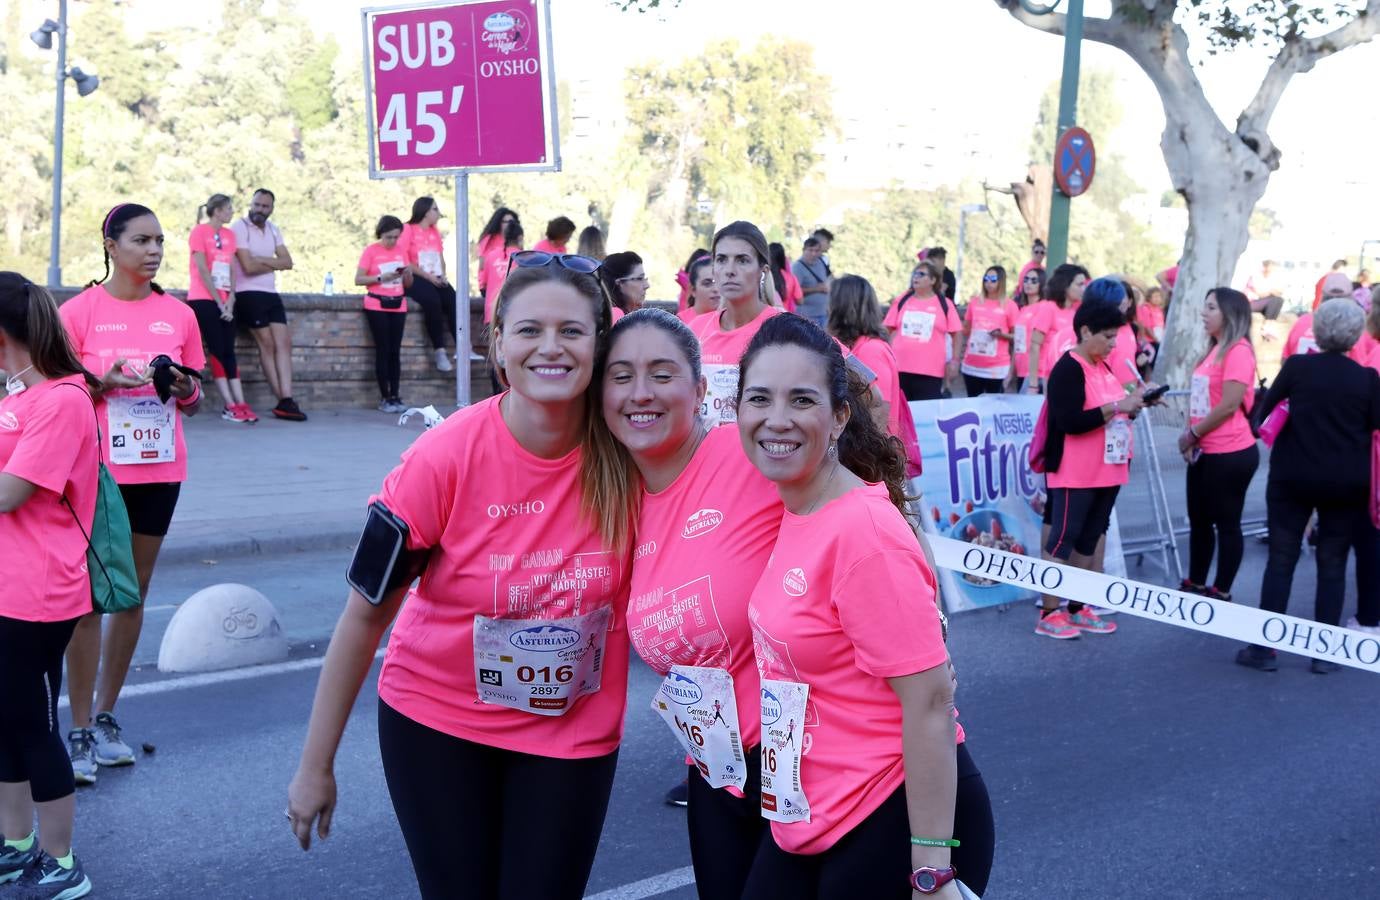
366, 1, 553, 174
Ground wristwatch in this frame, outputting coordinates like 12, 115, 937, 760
910, 866, 957, 894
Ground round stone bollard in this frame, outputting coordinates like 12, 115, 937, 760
157, 584, 289, 673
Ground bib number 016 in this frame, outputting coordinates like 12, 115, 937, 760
516, 664, 573, 685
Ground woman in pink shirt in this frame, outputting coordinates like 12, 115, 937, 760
474, 207, 518, 296
691, 221, 785, 429
600, 308, 785, 897
531, 215, 575, 255
678, 254, 718, 323
482, 220, 524, 326
599, 251, 649, 317
354, 216, 413, 414
400, 196, 457, 374
0, 274, 100, 897
1012, 266, 1046, 391
770, 243, 803, 314
882, 260, 961, 402
289, 254, 635, 900
734, 314, 990, 899
1010, 238, 1046, 301
1176, 288, 1260, 602
1035, 301, 1148, 639
674, 248, 709, 312
1025, 263, 1088, 394
960, 266, 1019, 396
187, 194, 254, 422
61, 203, 204, 783
828, 275, 902, 439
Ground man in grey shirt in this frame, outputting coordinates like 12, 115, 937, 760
792, 237, 831, 327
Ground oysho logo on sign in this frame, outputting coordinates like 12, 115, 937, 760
782, 567, 808, 597
663, 671, 703, 706
149, 321, 174, 335
508, 624, 581, 652
0, 411, 17, 431
128, 399, 166, 419
683, 508, 724, 540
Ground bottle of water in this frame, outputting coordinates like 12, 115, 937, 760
323, 271, 334, 295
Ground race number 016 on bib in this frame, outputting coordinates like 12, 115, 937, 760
106, 394, 176, 465
473, 606, 611, 717
652, 665, 747, 790
759, 678, 810, 823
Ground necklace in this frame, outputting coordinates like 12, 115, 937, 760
803, 458, 840, 516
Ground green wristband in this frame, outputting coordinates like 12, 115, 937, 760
910, 836, 960, 848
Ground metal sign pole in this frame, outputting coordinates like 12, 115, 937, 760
455, 172, 471, 409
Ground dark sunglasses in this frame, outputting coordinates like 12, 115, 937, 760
507, 250, 602, 276
1032, 248, 1046, 254
982, 274, 999, 283
212, 231, 222, 251
1023, 275, 1041, 283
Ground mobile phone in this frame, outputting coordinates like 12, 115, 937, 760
1142, 384, 1170, 403
346, 503, 410, 606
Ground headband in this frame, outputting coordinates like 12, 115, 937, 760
102, 203, 130, 237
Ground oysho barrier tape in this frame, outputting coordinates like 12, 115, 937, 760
929, 536, 1380, 675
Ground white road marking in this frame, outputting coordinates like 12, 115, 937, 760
584, 867, 695, 900
143, 604, 178, 613
57, 649, 385, 709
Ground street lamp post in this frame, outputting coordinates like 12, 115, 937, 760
32, 0, 100, 289
955, 203, 989, 299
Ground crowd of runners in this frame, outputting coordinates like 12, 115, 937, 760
2, 197, 1379, 899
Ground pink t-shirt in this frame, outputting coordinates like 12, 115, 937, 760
691, 305, 783, 428
851, 336, 903, 439
399, 224, 445, 278
1283, 314, 1317, 358
676, 307, 703, 324
1107, 323, 1139, 388
780, 267, 803, 314
1137, 304, 1165, 340
186, 223, 237, 302
1191, 339, 1256, 455
749, 483, 949, 855
531, 238, 567, 255
628, 427, 783, 750
883, 294, 961, 377
476, 233, 510, 292
1012, 302, 1042, 379
1048, 352, 1131, 489
1367, 343, 1380, 374
483, 248, 519, 323
610, 307, 626, 324
60, 286, 206, 485
1032, 301, 1080, 379
961, 296, 1019, 378
230, 217, 284, 294
0, 375, 98, 622
375, 395, 631, 759
358, 242, 409, 314
1354, 332, 1378, 365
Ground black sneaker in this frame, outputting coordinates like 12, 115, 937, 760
272, 397, 307, 422
0, 836, 37, 885
664, 778, 689, 808
12, 850, 91, 899
1235, 645, 1279, 672
1310, 659, 1341, 675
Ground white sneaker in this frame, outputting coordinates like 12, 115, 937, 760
91, 712, 135, 767
1346, 616, 1380, 635
434, 349, 453, 372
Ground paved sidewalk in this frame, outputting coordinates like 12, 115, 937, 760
163, 405, 444, 563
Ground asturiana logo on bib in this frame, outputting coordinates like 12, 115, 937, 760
663, 671, 703, 706
128, 399, 165, 419
682, 508, 724, 540
149, 321, 174, 335
508, 624, 581, 653
760, 688, 782, 725
782, 567, 808, 597
0, 412, 17, 431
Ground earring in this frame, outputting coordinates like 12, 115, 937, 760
827, 441, 838, 459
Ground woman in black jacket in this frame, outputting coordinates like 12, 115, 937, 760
1237, 298, 1380, 673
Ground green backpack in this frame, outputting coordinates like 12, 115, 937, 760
61, 385, 142, 614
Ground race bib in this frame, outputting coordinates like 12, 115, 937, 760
419, 250, 444, 278
1189, 373, 1211, 420
700, 363, 739, 427
379, 260, 405, 283
901, 309, 935, 341
211, 260, 232, 291
106, 392, 176, 466
652, 666, 747, 791
1014, 325, 1028, 355
759, 679, 810, 823
1104, 417, 1131, 465
967, 329, 996, 357
472, 606, 611, 716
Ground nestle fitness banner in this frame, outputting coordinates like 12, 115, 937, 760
909, 394, 1125, 613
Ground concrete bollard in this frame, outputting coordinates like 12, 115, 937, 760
157, 584, 290, 673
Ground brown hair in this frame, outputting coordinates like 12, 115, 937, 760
489, 263, 636, 550
0, 273, 100, 389
827, 275, 888, 347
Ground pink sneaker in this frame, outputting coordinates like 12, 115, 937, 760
235, 403, 259, 423
1035, 609, 1081, 639
1068, 607, 1118, 635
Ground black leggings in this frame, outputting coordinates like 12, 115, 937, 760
962, 374, 1005, 397
1045, 485, 1120, 560
364, 310, 406, 400
899, 373, 944, 402
378, 700, 619, 900
1185, 444, 1259, 592
190, 298, 238, 380
741, 742, 994, 899
687, 746, 767, 899
408, 279, 457, 351
0, 616, 80, 803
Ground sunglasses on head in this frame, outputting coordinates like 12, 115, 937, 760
507, 250, 602, 276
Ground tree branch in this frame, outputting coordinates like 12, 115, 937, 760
1238, 0, 1380, 137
